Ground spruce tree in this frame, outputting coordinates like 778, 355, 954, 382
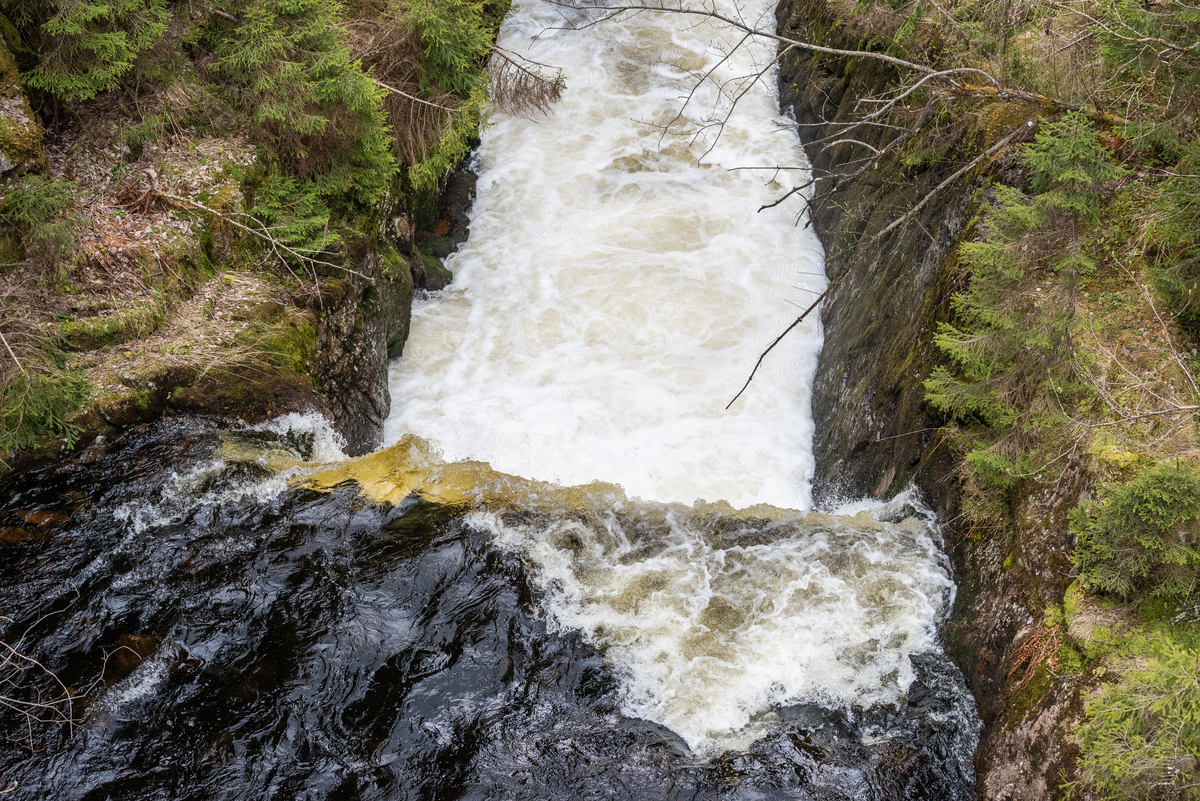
926, 113, 1126, 486
3, 0, 168, 101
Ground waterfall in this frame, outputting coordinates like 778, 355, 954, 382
378, 0, 974, 762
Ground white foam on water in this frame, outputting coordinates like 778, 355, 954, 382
383, 0, 826, 510
478, 501, 955, 757
115, 412, 347, 534
250, 411, 349, 463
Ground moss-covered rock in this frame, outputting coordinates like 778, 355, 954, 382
167, 365, 322, 420
310, 236, 414, 453
379, 243, 415, 358
417, 233, 455, 259
416, 246, 453, 291
0, 38, 42, 176
60, 304, 165, 350
776, 0, 1000, 510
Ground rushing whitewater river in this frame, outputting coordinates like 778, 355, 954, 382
0, 0, 981, 797
381, 0, 972, 764
384, 0, 826, 510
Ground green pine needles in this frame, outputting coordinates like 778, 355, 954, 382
1150, 135, 1200, 335
213, 0, 397, 261
0, 366, 91, 455
1073, 461, 1200, 600
1075, 641, 1200, 801
4, 0, 169, 101
402, 0, 494, 188
1, 174, 80, 284
926, 113, 1126, 491
0, 0, 521, 268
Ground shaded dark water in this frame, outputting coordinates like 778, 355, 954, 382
0, 418, 976, 799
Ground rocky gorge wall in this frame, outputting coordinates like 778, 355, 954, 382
776, 1, 1086, 797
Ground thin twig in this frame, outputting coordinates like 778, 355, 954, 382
159, 192, 368, 279
0, 330, 23, 374
1087, 406, 1200, 429
872, 123, 1032, 243
369, 78, 456, 113
726, 267, 847, 409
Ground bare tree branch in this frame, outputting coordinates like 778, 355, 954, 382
872, 122, 1033, 242
726, 265, 848, 409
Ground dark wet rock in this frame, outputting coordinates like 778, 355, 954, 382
0, 420, 980, 801
441, 170, 477, 245
311, 241, 413, 453
168, 365, 325, 421
777, 0, 979, 514
416, 247, 454, 290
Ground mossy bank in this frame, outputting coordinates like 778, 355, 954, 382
777, 1, 1200, 798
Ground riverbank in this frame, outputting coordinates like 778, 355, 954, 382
778, 0, 1200, 797
0, 29, 483, 475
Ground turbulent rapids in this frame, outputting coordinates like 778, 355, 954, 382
306, 437, 963, 758
384, 0, 826, 510
373, 0, 977, 769
0, 0, 983, 797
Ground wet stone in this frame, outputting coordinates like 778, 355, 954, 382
0, 419, 979, 801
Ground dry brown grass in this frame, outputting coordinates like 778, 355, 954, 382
0, 274, 57, 388
348, 18, 459, 165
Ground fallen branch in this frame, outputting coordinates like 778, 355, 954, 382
370, 78, 457, 113
1086, 406, 1200, 429
0, 330, 22, 374
159, 192, 368, 281
726, 266, 847, 409
872, 122, 1033, 243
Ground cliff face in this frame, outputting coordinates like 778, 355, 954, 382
775, 0, 966, 514
775, 2, 1085, 797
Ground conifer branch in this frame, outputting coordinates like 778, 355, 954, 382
159, 192, 369, 281
487, 46, 566, 116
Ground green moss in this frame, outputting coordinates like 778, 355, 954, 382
1064, 579, 1085, 618
417, 247, 452, 290
1007, 661, 1055, 724
378, 242, 415, 358
1055, 639, 1087, 675
201, 183, 260, 267
238, 310, 318, 375
0, 39, 42, 172
59, 304, 165, 351
0, 112, 43, 170
167, 365, 315, 413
